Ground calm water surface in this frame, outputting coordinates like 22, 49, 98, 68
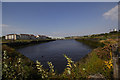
18, 40, 92, 73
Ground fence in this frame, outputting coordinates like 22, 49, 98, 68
112, 44, 120, 80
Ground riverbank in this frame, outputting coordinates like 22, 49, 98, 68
72, 32, 119, 79
75, 39, 105, 48
2, 39, 56, 49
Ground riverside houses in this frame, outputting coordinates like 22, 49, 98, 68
19, 34, 31, 40
5, 34, 49, 40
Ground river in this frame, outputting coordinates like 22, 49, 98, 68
18, 39, 92, 73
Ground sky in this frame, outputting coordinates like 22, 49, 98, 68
2, 2, 118, 37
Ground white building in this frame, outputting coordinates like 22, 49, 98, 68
5, 34, 48, 40
51, 37, 65, 39
5, 34, 20, 40
110, 28, 117, 32
5, 34, 36, 40
113, 29, 117, 31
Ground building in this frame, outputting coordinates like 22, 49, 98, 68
5, 34, 20, 40
5, 34, 49, 40
110, 28, 117, 32
29, 34, 36, 40
19, 34, 30, 40
51, 37, 65, 39
113, 29, 117, 32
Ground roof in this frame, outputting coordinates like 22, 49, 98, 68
6, 34, 18, 36
37, 35, 46, 37
20, 34, 30, 35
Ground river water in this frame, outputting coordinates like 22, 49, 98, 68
18, 39, 92, 73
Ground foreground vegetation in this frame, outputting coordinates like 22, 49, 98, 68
2, 31, 120, 79
2, 45, 40, 79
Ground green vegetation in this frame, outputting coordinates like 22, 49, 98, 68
76, 39, 105, 48
75, 45, 113, 79
74, 32, 119, 79
2, 45, 41, 80
2, 32, 119, 79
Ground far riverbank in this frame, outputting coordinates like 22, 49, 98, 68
2, 39, 56, 49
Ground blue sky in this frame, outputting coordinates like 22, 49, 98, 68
2, 2, 118, 37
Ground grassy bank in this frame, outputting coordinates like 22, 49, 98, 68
74, 45, 113, 79
72, 32, 119, 79
76, 39, 105, 48
2, 39, 55, 49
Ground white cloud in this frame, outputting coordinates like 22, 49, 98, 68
0, 24, 9, 27
103, 5, 118, 21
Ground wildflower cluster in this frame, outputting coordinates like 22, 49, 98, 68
104, 51, 113, 69
36, 60, 48, 79
64, 54, 76, 75
47, 61, 55, 76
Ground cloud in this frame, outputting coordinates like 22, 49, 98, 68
0, 24, 9, 27
103, 5, 118, 20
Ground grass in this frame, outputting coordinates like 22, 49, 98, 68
75, 48, 113, 79
76, 39, 105, 48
